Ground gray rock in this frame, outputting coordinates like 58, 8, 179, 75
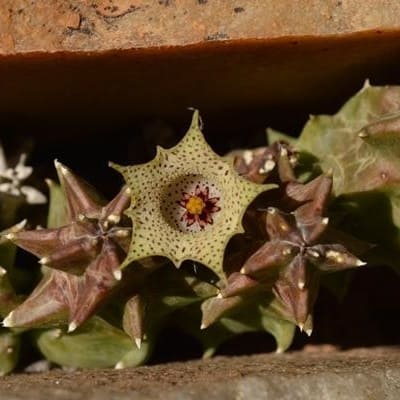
0, 347, 399, 400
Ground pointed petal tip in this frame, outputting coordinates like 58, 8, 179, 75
39, 257, 49, 265
107, 214, 121, 224
134, 337, 142, 349
280, 147, 288, 157
200, 323, 207, 330
358, 130, 369, 139
114, 229, 129, 238
114, 361, 124, 370
68, 321, 77, 333
356, 259, 367, 267
240, 267, 247, 275
298, 323, 304, 332
54, 159, 69, 176
306, 328, 313, 337
2, 311, 14, 328
113, 269, 122, 281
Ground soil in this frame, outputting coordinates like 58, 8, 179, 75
0, 347, 399, 399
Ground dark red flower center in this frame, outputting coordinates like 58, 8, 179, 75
178, 185, 221, 229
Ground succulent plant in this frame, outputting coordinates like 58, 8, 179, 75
296, 81, 400, 273
112, 111, 274, 280
2, 161, 138, 332
1, 91, 398, 372
201, 142, 367, 334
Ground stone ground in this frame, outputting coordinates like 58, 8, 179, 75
0, 347, 398, 400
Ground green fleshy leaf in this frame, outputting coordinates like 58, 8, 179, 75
46, 180, 68, 229
36, 316, 149, 369
259, 299, 296, 353
298, 82, 400, 196
297, 82, 400, 272
0, 330, 20, 375
178, 294, 296, 358
266, 128, 298, 146
112, 111, 275, 279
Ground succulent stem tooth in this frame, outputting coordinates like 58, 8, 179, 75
276, 347, 284, 354
321, 217, 329, 225
298, 281, 305, 290
308, 250, 320, 258
45, 178, 54, 187
326, 168, 334, 178
54, 159, 70, 176
200, 323, 207, 330
78, 213, 87, 222
115, 361, 124, 370
115, 229, 129, 238
2, 311, 14, 328
282, 247, 292, 256
39, 257, 50, 265
5, 233, 15, 241
267, 207, 276, 214
0, 267, 7, 276
134, 337, 142, 349
356, 259, 367, 266
6, 347, 13, 354
107, 214, 121, 224
358, 130, 369, 138
50, 329, 63, 339
280, 147, 288, 157
113, 269, 122, 281
298, 323, 304, 332
125, 187, 132, 196
279, 223, 289, 231
216, 292, 223, 299
243, 150, 254, 165
326, 250, 344, 263
90, 238, 99, 247
258, 160, 276, 174
68, 321, 77, 333
306, 328, 313, 337
240, 267, 246, 275
59, 164, 70, 176
102, 220, 109, 230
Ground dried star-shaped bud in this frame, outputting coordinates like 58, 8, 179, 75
112, 111, 274, 278
230, 141, 298, 184
3, 161, 133, 331
217, 173, 366, 331
0, 144, 46, 205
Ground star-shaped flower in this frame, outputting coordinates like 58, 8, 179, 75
3, 161, 135, 332
112, 111, 274, 279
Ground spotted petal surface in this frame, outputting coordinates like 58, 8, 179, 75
112, 111, 274, 278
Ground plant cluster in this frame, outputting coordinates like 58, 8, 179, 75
0, 82, 398, 373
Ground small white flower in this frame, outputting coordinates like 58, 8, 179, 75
0, 144, 46, 204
